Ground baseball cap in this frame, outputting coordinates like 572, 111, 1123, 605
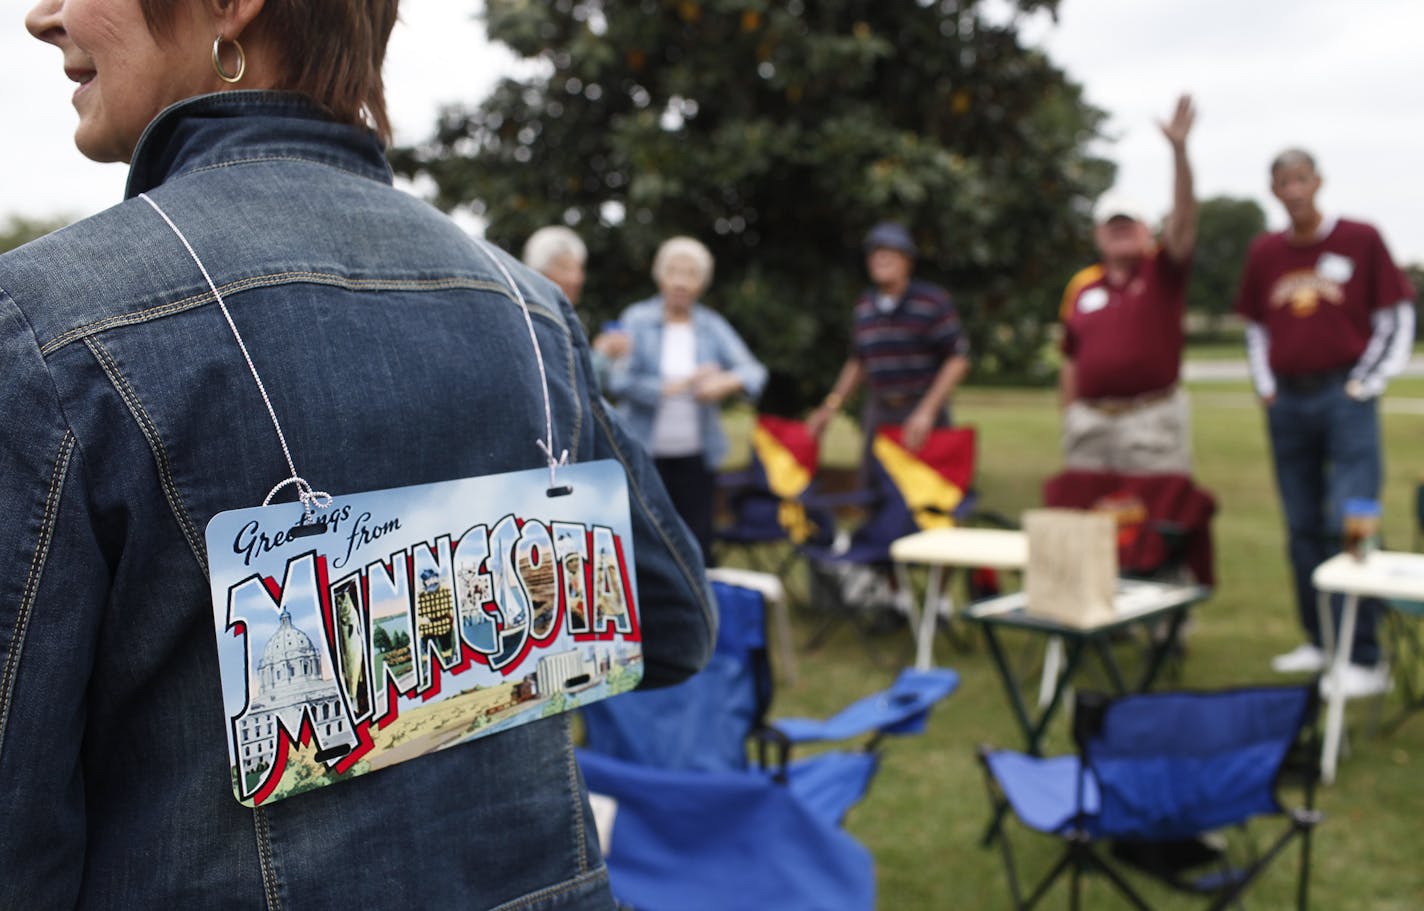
1092, 192, 1152, 226
863, 221, 918, 257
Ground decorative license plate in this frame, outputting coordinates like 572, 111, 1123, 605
205, 461, 642, 806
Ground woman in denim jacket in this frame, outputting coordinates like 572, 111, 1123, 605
606, 237, 768, 565
1, 2, 713, 908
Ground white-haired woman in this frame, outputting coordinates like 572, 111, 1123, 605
607, 236, 767, 564
522, 225, 588, 305
523, 225, 630, 384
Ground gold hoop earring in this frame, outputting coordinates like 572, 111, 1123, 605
211, 34, 246, 84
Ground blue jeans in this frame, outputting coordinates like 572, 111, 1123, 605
1267, 380, 1381, 664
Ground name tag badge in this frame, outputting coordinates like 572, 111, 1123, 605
205, 460, 642, 807
1078, 287, 1109, 314
1317, 252, 1354, 284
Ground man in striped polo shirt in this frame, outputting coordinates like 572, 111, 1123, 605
808, 222, 970, 452
1059, 95, 1197, 474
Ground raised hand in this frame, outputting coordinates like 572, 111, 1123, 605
1158, 94, 1195, 149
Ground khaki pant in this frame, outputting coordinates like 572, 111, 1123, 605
1063, 387, 1192, 474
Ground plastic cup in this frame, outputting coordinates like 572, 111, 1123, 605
1342, 497, 1381, 561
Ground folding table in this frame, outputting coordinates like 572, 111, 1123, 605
965, 579, 1211, 756
1311, 550, 1424, 783
889, 527, 1028, 670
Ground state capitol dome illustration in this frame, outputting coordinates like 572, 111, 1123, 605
258, 606, 323, 689
237, 607, 350, 778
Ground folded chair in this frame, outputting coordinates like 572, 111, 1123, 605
979, 684, 1322, 910
801, 425, 984, 657
578, 580, 958, 911
1043, 470, 1218, 587
716, 414, 834, 562
1035, 471, 1218, 698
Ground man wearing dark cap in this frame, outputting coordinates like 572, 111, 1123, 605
808, 221, 969, 452
1059, 94, 1197, 473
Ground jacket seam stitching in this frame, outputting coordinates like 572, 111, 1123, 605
560, 714, 589, 875
566, 339, 582, 463
253, 806, 283, 911
589, 403, 713, 634
486, 867, 609, 911
83, 337, 208, 575
0, 432, 75, 761
40, 274, 546, 355
183, 154, 389, 183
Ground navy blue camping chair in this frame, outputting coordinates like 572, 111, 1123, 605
979, 685, 1321, 910
714, 415, 835, 577
578, 581, 958, 911
799, 426, 996, 659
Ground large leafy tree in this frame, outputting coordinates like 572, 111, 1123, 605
393, 0, 1113, 408
1187, 196, 1266, 338
0, 215, 71, 255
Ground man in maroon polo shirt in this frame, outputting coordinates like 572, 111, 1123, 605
1059, 95, 1197, 474
1236, 148, 1415, 695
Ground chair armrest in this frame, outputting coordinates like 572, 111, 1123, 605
750, 724, 793, 783
769, 668, 959, 748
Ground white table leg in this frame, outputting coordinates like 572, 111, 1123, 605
913, 564, 944, 671
1317, 590, 1335, 660
1038, 636, 1064, 710
894, 562, 923, 667
1321, 594, 1360, 785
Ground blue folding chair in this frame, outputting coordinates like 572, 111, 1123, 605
979, 685, 1321, 910
579, 581, 958, 911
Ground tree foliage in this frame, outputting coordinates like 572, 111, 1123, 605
1186, 196, 1266, 337
0, 215, 71, 255
394, 0, 1114, 406
1404, 262, 1424, 307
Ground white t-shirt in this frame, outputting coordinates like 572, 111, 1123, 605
651, 322, 702, 457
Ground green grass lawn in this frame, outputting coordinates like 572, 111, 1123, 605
716, 387, 1424, 910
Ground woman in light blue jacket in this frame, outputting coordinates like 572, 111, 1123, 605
607, 237, 768, 564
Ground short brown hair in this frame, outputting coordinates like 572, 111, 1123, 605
139, 0, 400, 143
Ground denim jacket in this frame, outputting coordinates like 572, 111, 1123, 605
605, 297, 767, 469
0, 92, 713, 910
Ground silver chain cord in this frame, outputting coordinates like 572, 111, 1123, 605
140, 193, 331, 520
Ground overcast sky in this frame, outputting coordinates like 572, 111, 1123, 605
3, 0, 1422, 262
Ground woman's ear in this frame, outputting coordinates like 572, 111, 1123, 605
207, 0, 268, 40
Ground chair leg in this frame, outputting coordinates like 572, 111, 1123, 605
977, 752, 1030, 909
1021, 847, 1077, 911
1203, 818, 1313, 911
994, 807, 1027, 909
1297, 810, 1317, 911
1082, 846, 1153, 911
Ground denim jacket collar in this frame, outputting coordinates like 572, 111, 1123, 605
125, 90, 392, 199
